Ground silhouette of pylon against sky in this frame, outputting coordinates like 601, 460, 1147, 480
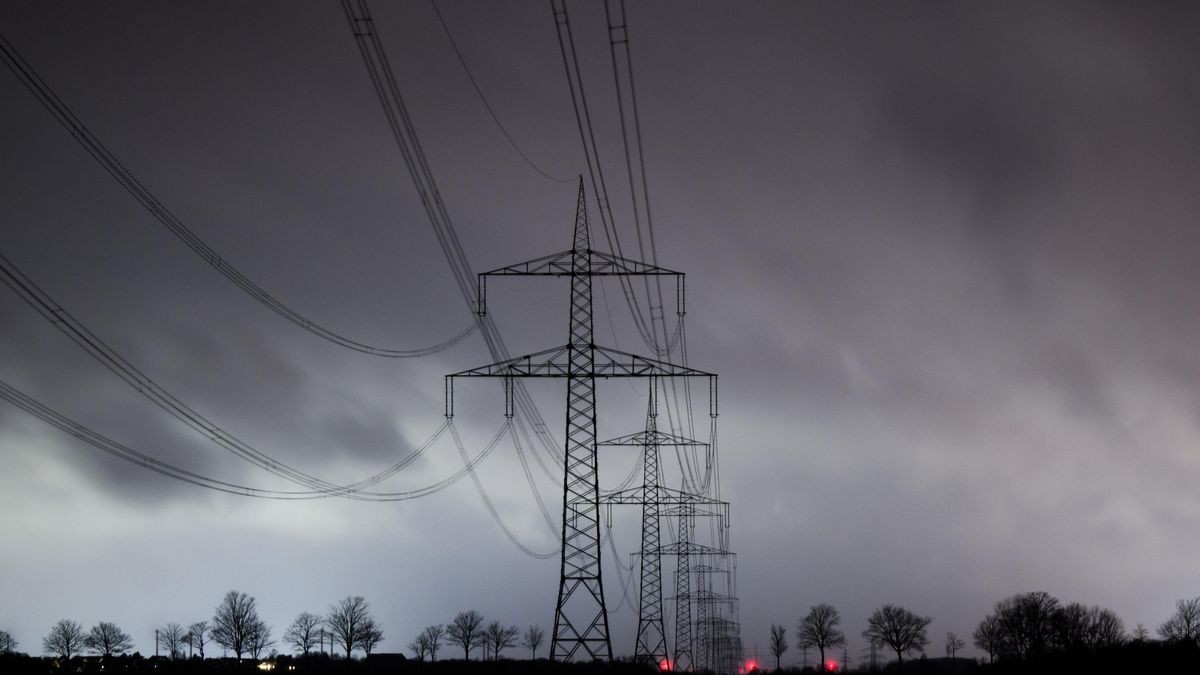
446, 179, 716, 661
599, 382, 725, 668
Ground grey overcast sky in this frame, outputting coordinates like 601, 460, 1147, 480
3, 0, 1200, 665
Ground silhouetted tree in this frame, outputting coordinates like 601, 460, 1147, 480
972, 614, 1003, 665
1159, 596, 1200, 645
862, 604, 930, 670
798, 603, 846, 671
326, 595, 374, 660
1085, 607, 1125, 650
521, 625, 544, 659
158, 623, 186, 659
211, 590, 262, 659
84, 621, 133, 657
994, 591, 1059, 659
186, 621, 209, 659
422, 625, 445, 660
1052, 602, 1091, 650
768, 623, 788, 670
357, 617, 383, 656
43, 620, 85, 660
284, 612, 322, 655
944, 632, 964, 659
248, 619, 273, 660
483, 621, 519, 660
447, 610, 485, 660
407, 636, 427, 661
1131, 623, 1150, 643
0, 630, 18, 654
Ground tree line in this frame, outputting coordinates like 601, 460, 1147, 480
406, 610, 544, 662
24, 590, 383, 662
767, 592, 1200, 672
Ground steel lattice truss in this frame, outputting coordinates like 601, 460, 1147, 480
444, 181, 717, 662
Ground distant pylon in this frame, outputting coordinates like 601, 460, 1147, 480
445, 179, 716, 662
635, 392, 667, 666
674, 510, 693, 671
598, 392, 723, 668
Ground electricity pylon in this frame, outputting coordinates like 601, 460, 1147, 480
599, 388, 724, 668
445, 180, 716, 661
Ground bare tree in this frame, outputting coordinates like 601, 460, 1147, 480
521, 625, 543, 659
1159, 596, 1200, 645
407, 636, 427, 661
768, 623, 788, 671
1131, 623, 1150, 643
284, 612, 323, 655
1085, 607, 1125, 650
248, 619, 273, 660
84, 621, 133, 657
159, 623, 187, 659
994, 591, 1059, 659
972, 613, 1004, 665
797, 603, 846, 671
0, 630, 18, 654
356, 617, 383, 656
1053, 602, 1090, 650
186, 621, 209, 659
327, 595, 374, 660
447, 610, 485, 660
43, 619, 85, 660
482, 621, 518, 660
944, 632, 964, 659
862, 604, 930, 670
422, 625, 446, 660
211, 590, 263, 659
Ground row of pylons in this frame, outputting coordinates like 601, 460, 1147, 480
446, 181, 741, 672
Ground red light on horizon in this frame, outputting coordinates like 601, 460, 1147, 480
825, 659, 839, 672
659, 658, 673, 671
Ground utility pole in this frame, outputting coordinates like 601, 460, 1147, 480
446, 180, 715, 661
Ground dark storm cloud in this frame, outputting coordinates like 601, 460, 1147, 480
5, 0, 1200, 662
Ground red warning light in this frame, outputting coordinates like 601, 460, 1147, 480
659, 658, 673, 671
825, 660, 839, 672
745, 658, 759, 672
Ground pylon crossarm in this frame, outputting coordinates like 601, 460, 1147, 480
480, 249, 680, 277
597, 429, 708, 446
599, 486, 727, 509
659, 502, 729, 520
446, 344, 711, 379
593, 346, 714, 378
652, 541, 734, 557
476, 250, 683, 316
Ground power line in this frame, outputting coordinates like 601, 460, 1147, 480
550, 0, 662, 352
0, 251, 451, 498
450, 421, 558, 559
339, 0, 566, 476
0, 30, 477, 359
430, 0, 573, 184
0, 377, 515, 502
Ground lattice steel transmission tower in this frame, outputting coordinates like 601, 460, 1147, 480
599, 385, 725, 668
445, 180, 716, 661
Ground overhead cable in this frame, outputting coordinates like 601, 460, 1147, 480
450, 420, 558, 559
430, 0, 573, 184
339, 0, 565, 472
0, 31, 476, 358
0, 377, 509, 502
0, 251, 462, 498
